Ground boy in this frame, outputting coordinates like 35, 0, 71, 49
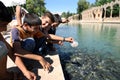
11, 13, 51, 70
15, 8, 74, 54
31, 11, 74, 54
0, 1, 36, 80
47, 14, 69, 51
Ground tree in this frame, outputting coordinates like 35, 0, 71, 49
35, 0, 46, 16
61, 12, 66, 18
61, 11, 74, 18
95, 0, 112, 6
77, 0, 90, 14
25, 0, 46, 16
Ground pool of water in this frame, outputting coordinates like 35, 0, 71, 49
56, 23, 120, 80
56, 23, 120, 59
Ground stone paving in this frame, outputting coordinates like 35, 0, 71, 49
7, 52, 65, 80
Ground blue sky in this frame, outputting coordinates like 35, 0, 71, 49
45, 0, 95, 14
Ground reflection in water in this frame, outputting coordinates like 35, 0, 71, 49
56, 23, 120, 59
56, 23, 120, 80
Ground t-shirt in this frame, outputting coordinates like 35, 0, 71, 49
0, 41, 8, 60
10, 27, 45, 46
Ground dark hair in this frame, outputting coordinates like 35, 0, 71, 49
23, 13, 41, 26
0, 1, 12, 22
43, 11, 55, 23
54, 14, 62, 23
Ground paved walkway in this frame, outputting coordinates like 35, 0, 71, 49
7, 51, 65, 80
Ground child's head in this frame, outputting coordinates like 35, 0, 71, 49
0, 1, 12, 32
41, 11, 55, 29
54, 14, 62, 23
23, 13, 41, 33
51, 14, 62, 27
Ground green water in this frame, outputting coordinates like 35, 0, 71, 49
56, 23, 120, 59
56, 23, 120, 80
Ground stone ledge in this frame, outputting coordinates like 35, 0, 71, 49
7, 52, 65, 80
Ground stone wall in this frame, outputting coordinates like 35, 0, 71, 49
69, 0, 120, 23
81, 0, 120, 23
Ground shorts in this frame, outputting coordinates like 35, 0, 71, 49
21, 37, 35, 52
21, 38, 36, 67
21, 37, 48, 54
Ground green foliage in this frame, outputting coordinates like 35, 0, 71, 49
77, 0, 90, 14
95, 0, 112, 6
25, 0, 46, 16
112, 4, 120, 17
61, 11, 75, 18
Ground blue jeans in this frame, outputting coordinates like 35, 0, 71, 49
21, 38, 35, 52
21, 37, 48, 55
21, 37, 48, 67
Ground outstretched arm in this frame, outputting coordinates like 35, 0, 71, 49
47, 34, 74, 43
61, 18, 69, 23
16, 5, 22, 26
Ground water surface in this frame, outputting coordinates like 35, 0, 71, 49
56, 23, 120, 59
56, 23, 120, 80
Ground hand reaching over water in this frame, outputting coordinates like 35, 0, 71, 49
64, 37, 74, 43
